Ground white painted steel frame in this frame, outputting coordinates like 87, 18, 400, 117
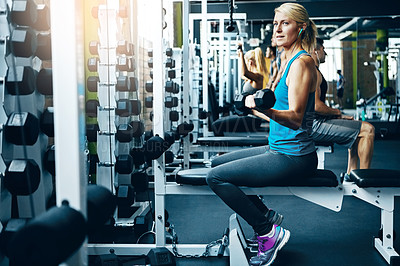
152, 0, 167, 249
201, 0, 209, 140
50, 0, 87, 265
182, 0, 191, 170
87, 243, 225, 257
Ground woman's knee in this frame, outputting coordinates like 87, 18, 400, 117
206, 169, 223, 186
360, 121, 375, 138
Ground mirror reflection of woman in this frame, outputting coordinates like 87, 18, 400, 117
238, 45, 269, 95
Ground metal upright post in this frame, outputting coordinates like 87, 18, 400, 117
182, 0, 190, 169
219, 18, 225, 107
152, 0, 166, 247
201, 0, 209, 139
51, 0, 87, 265
226, 38, 232, 104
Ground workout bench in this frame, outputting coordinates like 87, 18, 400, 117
172, 168, 400, 265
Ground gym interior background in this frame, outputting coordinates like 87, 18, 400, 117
0, 0, 400, 265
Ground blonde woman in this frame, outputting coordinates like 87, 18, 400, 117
238, 45, 269, 94
207, 3, 318, 265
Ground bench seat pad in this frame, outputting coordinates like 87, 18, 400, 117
196, 137, 268, 147
196, 137, 333, 149
350, 169, 400, 187
175, 168, 338, 187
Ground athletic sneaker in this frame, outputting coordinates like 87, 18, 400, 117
247, 209, 284, 247
340, 172, 352, 183
249, 225, 290, 266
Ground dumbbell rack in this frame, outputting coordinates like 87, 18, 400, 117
1, 0, 53, 221
90, 1, 149, 224
0, 2, 11, 227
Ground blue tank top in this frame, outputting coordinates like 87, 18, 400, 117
268, 50, 316, 156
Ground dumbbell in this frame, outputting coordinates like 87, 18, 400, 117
165, 48, 173, 57
117, 57, 135, 72
89, 154, 99, 175
131, 121, 145, 137
129, 77, 138, 92
117, 40, 134, 56
89, 40, 99, 55
44, 145, 55, 176
115, 99, 141, 117
116, 121, 144, 142
87, 76, 99, 92
234, 89, 276, 115
117, 187, 136, 218
0, 218, 29, 257
130, 148, 146, 166
40, 107, 54, 137
167, 69, 175, 79
148, 58, 153, 68
131, 172, 149, 192
147, 49, 153, 57
115, 154, 134, 174
5, 159, 41, 195
116, 184, 135, 207
145, 96, 153, 108
35, 4, 50, 31
87, 184, 117, 231
37, 68, 53, 95
87, 57, 99, 72
164, 131, 178, 147
116, 76, 137, 92
143, 135, 170, 161
128, 135, 172, 165
86, 99, 99, 117
165, 81, 179, 94
7, 204, 86, 266
116, 124, 134, 142
165, 58, 175, 68
86, 123, 99, 142
11, 27, 37, 58
164, 150, 174, 164
175, 122, 194, 138
169, 110, 179, 122
6, 66, 35, 95
4, 112, 40, 145
145, 81, 153, 93
36, 32, 51, 60
165, 96, 178, 108
144, 130, 153, 141
11, 0, 37, 26
198, 109, 208, 120
11, 2, 50, 31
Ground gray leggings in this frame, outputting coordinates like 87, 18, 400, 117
207, 146, 317, 235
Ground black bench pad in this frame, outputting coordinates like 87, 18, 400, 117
196, 137, 268, 147
175, 168, 338, 187
350, 169, 400, 187
196, 137, 333, 149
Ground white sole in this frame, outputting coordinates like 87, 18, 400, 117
265, 228, 290, 266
